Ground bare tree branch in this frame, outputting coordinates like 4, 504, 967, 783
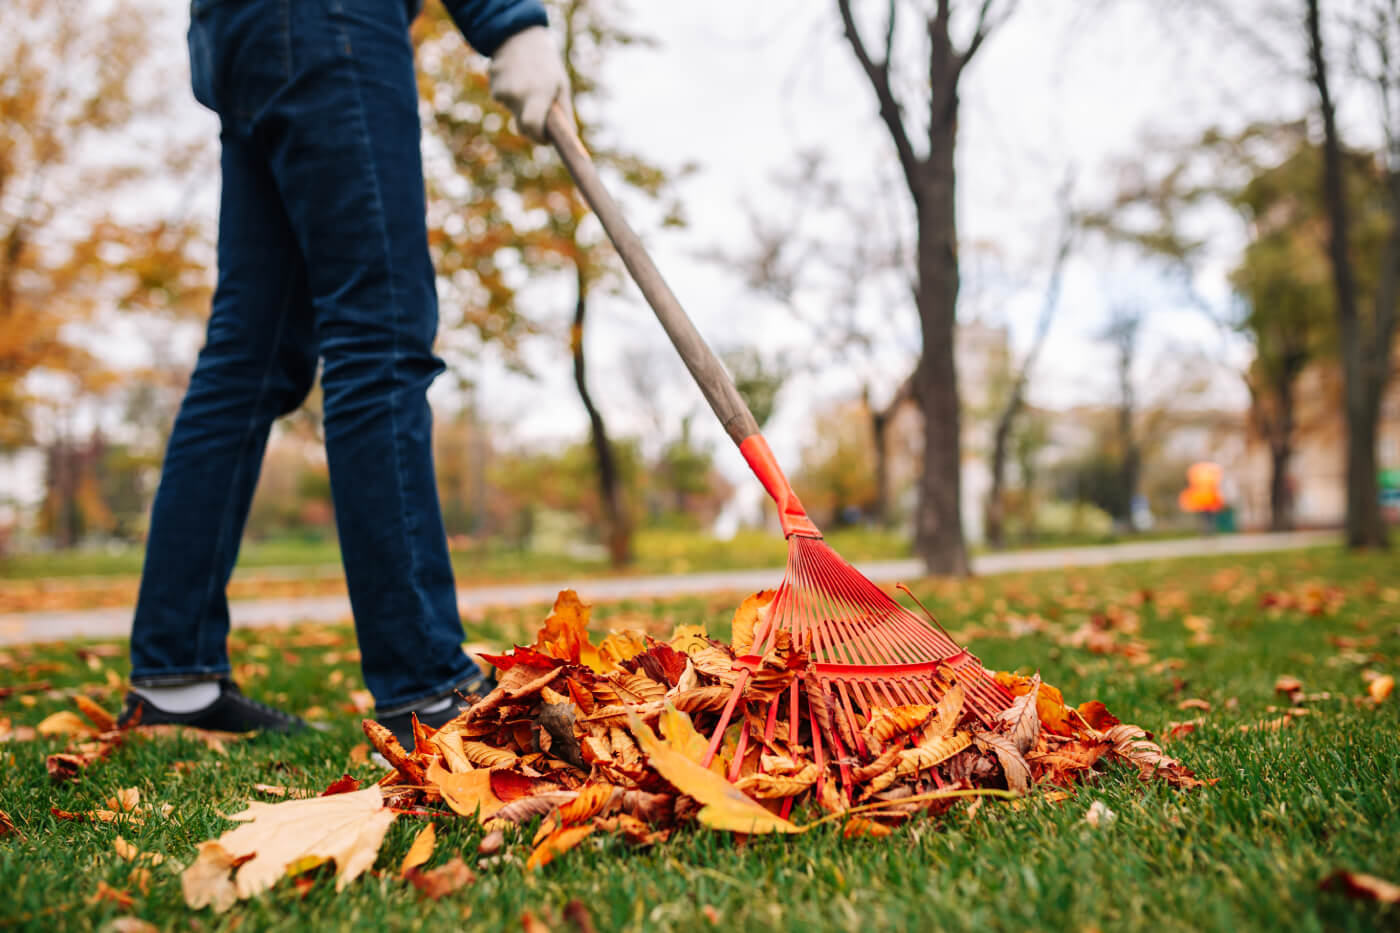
837, 0, 924, 204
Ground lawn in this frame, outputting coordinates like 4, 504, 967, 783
1, 547, 1397, 931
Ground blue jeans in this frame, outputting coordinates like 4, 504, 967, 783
130, 0, 479, 714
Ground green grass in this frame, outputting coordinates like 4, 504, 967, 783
2, 547, 1398, 931
0, 527, 914, 584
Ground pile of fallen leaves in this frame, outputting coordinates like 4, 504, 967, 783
177, 589, 1212, 912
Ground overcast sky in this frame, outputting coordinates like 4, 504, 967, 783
6, 0, 1373, 511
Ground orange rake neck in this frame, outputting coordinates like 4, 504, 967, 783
738, 434, 820, 539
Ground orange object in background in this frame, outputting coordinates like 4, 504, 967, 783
1179, 461, 1225, 513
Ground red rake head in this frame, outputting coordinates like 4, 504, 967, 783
700, 534, 1014, 794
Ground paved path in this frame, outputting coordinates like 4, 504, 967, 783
0, 530, 1337, 646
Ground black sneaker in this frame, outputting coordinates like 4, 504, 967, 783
377, 669, 496, 748
117, 679, 307, 734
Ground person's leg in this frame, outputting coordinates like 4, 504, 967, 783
255, 0, 481, 712
129, 131, 318, 691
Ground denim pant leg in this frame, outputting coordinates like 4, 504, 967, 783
129, 133, 318, 684
254, 0, 476, 711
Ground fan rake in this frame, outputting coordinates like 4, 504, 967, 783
546, 105, 1013, 799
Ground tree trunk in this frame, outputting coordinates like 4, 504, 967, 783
912, 129, 968, 576
1269, 442, 1294, 532
1306, 0, 1390, 548
1267, 369, 1296, 532
571, 272, 631, 567
866, 376, 912, 528
984, 405, 1013, 550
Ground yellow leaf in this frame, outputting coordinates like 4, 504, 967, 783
37, 710, 97, 738
596, 630, 648, 670
426, 761, 505, 823
525, 823, 595, 871
398, 822, 436, 877
730, 590, 776, 656
180, 786, 394, 912
657, 704, 724, 774
668, 624, 712, 655
627, 712, 802, 835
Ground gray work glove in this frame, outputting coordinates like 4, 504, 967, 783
489, 26, 574, 143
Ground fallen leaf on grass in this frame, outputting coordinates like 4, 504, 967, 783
181, 786, 394, 912
1084, 800, 1117, 828
564, 899, 599, 933
842, 816, 893, 839
1321, 870, 1400, 904
101, 917, 159, 933
477, 829, 504, 855
526, 823, 595, 870
38, 710, 98, 738
399, 823, 436, 877
996, 674, 1041, 753
114, 835, 164, 865
521, 911, 553, 933
406, 857, 475, 898
427, 761, 505, 821
88, 881, 134, 909
0, 809, 21, 839
1367, 675, 1394, 704
627, 712, 801, 835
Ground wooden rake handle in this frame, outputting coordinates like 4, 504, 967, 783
545, 103, 818, 537
544, 103, 760, 445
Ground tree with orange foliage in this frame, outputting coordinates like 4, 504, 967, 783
0, 0, 210, 451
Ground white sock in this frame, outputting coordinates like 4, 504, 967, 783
418, 696, 453, 715
133, 681, 221, 713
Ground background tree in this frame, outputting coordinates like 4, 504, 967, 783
1099, 305, 1146, 531
416, 0, 682, 566
0, 0, 209, 451
1304, 0, 1399, 548
984, 179, 1075, 548
836, 0, 1019, 575
724, 151, 918, 528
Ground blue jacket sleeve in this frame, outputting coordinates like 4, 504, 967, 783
441, 0, 549, 56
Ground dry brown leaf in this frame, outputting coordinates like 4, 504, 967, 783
628, 712, 802, 835
362, 720, 425, 785
896, 732, 973, 777
1321, 870, 1400, 904
399, 822, 436, 877
736, 763, 821, 799
669, 685, 733, 714
107, 788, 141, 812
865, 704, 935, 744
407, 857, 476, 899
526, 822, 596, 871
102, 918, 159, 933
996, 673, 1041, 754
974, 733, 1031, 794
74, 695, 116, 732
180, 786, 394, 912
0, 809, 20, 840
477, 829, 505, 855
461, 741, 519, 769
